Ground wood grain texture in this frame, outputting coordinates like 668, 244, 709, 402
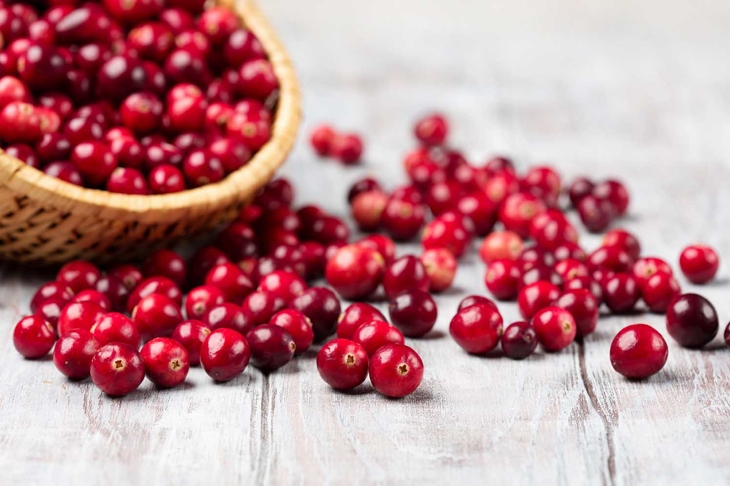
2, 0, 730, 484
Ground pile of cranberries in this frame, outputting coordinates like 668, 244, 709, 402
0, 0, 277, 193
11, 110, 726, 398
309, 124, 363, 165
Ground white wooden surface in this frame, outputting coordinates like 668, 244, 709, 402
3, 0, 730, 484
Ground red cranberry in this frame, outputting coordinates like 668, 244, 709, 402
317, 338, 369, 390
13, 315, 55, 359
310, 124, 336, 156
456, 192, 497, 236
240, 290, 283, 328
147, 164, 185, 193
187, 246, 229, 287
602, 274, 640, 314
159, 7, 194, 33
554, 289, 599, 338
355, 234, 396, 265
185, 285, 225, 320
270, 309, 314, 355
553, 242, 587, 263
0, 101, 42, 143
521, 166, 561, 207
17, 45, 70, 90
140, 337, 189, 388
382, 255, 429, 300
54, 329, 99, 379
347, 177, 381, 203
414, 113, 448, 146
666, 293, 718, 348
95, 276, 129, 313
593, 179, 630, 216
257, 270, 306, 303
331, 133, 364, 164
226, 111, 271, 151
532, 306, 576, 352
57, 301, 105, 336
210, 137, 250, 173
119, 92, 163, 134
519, 265, 562, 289
554, 259, 589, 282
168, 94, 207, 133
516, 246, 556, 273
127, 22, 174, 62
325, 244, 385, 301
246, 324, 296, 371
90, 343, 145, 396
205, 263, 254, 303
388, 289, 437, 338
498, 192, 546, 238
587, 246, 634, 275
127, 276, 182, 313
200, 328, 250, 382
351, 190, 388, 232
381, 198, 425, 241
501, 321, 538, 360
564, 276, 604, 304
420, 248, 457, 293
182, 149, 224, 187
103, 0, 162, 24
484, 259, 521, 301
577, 195, 615, 233
632, 257, 673, 290
96, 55, 148, 102
224, 28, 264, 66
290, 287, 342, 342
143, 249, 186, 288
34, 297, 66, 330
171, 320, 210, 366
71, 141, 117, 186
196, 6, 238, 44
424, 180, 463, 216
0, 76, 30, 109
350, 320, 403, 357
679, 244, 719, 284
109, 136, 144, 169
91, 312, 140, 349
202, 303, 252, 335
517, 281, 561, 320
603, 229, 641, 260
610, 324, 668, 379
144, 141, 184, 170
30, 281, 74, 313
568, 177, 594, 206
106, 167, 149, 194
642, 273, 681, 314
72, 290, 112, 311
132, 294, 183, 340
305, 215, 350, 245
421, 216, 471, 258
56, 260, 100, 294
449, 303, 504, 354
335, 303, 384, 341
457, 295, 497, 313
6, 143, 39, 168
369, 344, 424, 398
479, 231, 523, 264
43, 161, 82, 185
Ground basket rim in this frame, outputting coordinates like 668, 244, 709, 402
0, 0, 300, 222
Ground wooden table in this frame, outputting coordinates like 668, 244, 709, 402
3, 0, 730, 484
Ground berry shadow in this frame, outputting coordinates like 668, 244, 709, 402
414, 330, 446, 341
333, 383, 375, 396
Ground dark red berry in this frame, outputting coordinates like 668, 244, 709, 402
577, 195, 615, 233
270, 309, 314, 355
352, 320, 404, 357
382, 255, 429, 301
205, 263, 254, 303
30, 281, 74, 313
257, 270, 307, 303
13, 315, 55, 359
603, 229, 641, 260
532, 306, 576, 352
517, 281, 561, 320
501, 321, 537, 360
381, 198, 425, 241
665, 293, 718, 348
246, 324, 296, 371
369, 344, 424, 398
57, 301, 105, 336
90, 343, 145, 397
200, 328, 250, 381
449, 303, 504, 354
632, 257, 673, 290
602, 274, 640, 314
127, 276, 182, 313
592, 179, 630, 216
290, 287, 341, 342
642, 272, 681, 314
414, 113, 448, 146
610, 324, 667, 379
568, 177, 594, 207
142, 249, 187, 288
132, 294, 183, 340
91, 312, 140, 348
54, 329, 99, 379
317, 338, 369, 390
310, 124, 335, 156
185, 285, 225, 321
554, 289, 599, 338
140, 337, 189, 388
336, 303, 387, 340
388, 289, 437, 338
679, 244, 719, 284
325, 244, 385, 301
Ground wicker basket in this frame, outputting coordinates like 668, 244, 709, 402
0, 0, 301, 266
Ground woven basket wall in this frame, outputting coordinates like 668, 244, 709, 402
0, 0, 301, 266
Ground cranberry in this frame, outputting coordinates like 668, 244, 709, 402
666, 293, 718, 348
200, 328, 250, 382
140, 337, 189, 388
679, 244, 719, 284
317, 338, 369, 390
351, 190, 388, 232
554, 259, 589, 282
310, 124, 336, 156
517, 281, 561, 320
564, 276, 604, 304
414, 113, 448, 146
387, 289, 437, 338
187, 247, 229, 288
185, 285, 225, 321
118, 92, 163, 135
0, 76, 29, 109
0, 101, 42, 143
347, 177, 381, 203
13, 315, 55, 359
142, 249, 186, 288
36, 133, 71, 164
144, 141, 183, 170
226, 111, 271, 151
382, 255, 429, 300
642, 272, 681, 313
329, 133, 362, 164
205, 263, 254, 303
603, 229, 641, 260
56, 260, 100, 294
325, 244, 385, 301
554, 242, 587, 263
350, 321, 403, 360
369, 344, 424, 398
498, 192, 546, 238
449, 303, 504, 354
593, 179, 630, 216
56, 301, 104, 336
520, 265, 562, 289
305, 215, 350, 245
610, 324, 668, 379
521, 166, 561, 207
202, 303, 252, 335
43, 161, 82, 185
568, 177, 594, 206
501, 321, 538, 360
602, 274, 640, 314
90, 343, 145, 396
127, 276, 182, 313
479, 231, 524, 264
484, 259, 521, 301
196, 6, 238, 45
53, 329, 99, 379
144, 164, 182, 193
71, 141, 117, 186
425, 180, 463, 216
103, 0, 162, 24
132, 294, 183, 340
457, 296, 496, 313
270, 309, 314, 355
30, 281, 73, 313
94, 276, 129, 313
531, 306, 576, 352
587, 246, 635, 274
96, 55, 148, 102
421, 216, 471, 258
290, 287, 341, 342
224, 28, 264, 66
91, 312, 140, 349
554, 289, 599, 338
356, 234, 396, 265
420, 248, 457, 293
106, 167, 148, 194
127, 22, 174, 62
72, 290, 111, 311
6, 143, 39, 168
171, 320, 210, 366
483, 170, 520, 206
34, 297, 66, 330
168, 94, 207, 133
632, 257, 673, 289
517, 246, 556, 272
239, 289, 283, 325
159, 7, 194, 33
109, 136, 144, 169
210, 137, 250, 173
246, 324, 296, 371
381, 198, 425, 241
257, 270, 306, 303
577, 195, 615, 233
17, 45, 70, 91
